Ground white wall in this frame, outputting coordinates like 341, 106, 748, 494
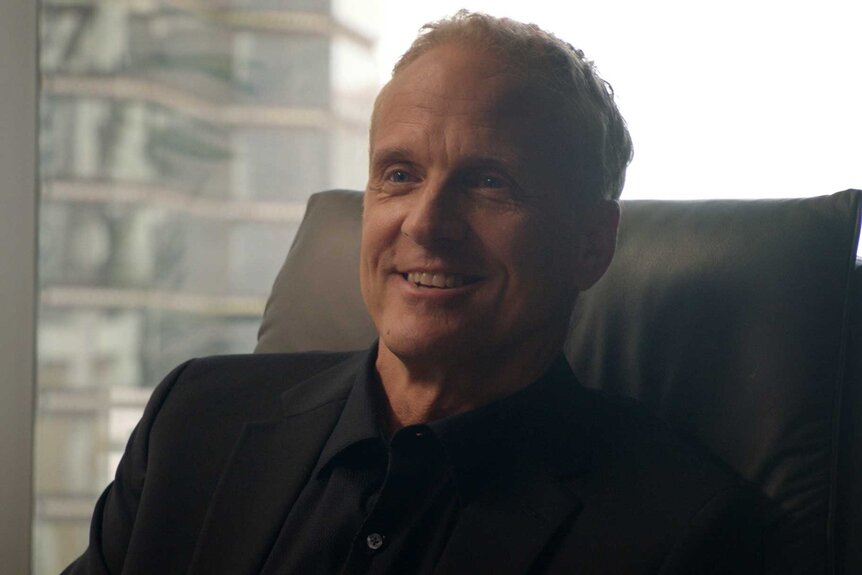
377, 1, 862, 201
0, 0, 37, 572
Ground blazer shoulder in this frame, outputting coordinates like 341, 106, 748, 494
178, 350, 361, 387
62, 350, 365, 575
583, 387, 744, 492
542, 387, 780, 573
154, 350, 364, 424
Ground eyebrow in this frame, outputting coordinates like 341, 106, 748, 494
370, 147, 521, 173
370, 147, 413, 167
459, 154, 519, 172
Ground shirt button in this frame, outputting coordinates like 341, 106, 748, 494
366, 532, 385, 551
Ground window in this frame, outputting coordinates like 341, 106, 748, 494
16, 1, 861, 572
34, 1, 380, 572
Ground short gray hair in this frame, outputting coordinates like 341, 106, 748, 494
388, 10, 633, 201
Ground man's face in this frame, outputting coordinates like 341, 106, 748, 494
360, 43, 617, 367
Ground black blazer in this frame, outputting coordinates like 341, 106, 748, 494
64, 351, 781, 575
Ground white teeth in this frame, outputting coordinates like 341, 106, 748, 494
406, 272, 466, 288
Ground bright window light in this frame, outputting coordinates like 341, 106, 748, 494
378, 1, 862, 201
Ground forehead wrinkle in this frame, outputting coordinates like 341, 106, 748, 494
389, 70, 528, 114
376, 113, 526, 174
383, 65, 537, 122
373, 54, 552, 177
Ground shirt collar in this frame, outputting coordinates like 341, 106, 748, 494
312, 346, 588, 495
428, 354, 581, 499
312, 345, 383, 478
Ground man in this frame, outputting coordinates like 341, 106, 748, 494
65, 11, 780, 574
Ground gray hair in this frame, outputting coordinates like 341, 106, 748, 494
387, 10, 633, 201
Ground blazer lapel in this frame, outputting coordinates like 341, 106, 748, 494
187, 352, 366, 575
434, 360, 597, 575
434, 467, 584, 575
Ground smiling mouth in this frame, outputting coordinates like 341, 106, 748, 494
404, 271, 477, 289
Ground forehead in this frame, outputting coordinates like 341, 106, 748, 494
370, 46, 579, 204
372, 44, 562, 155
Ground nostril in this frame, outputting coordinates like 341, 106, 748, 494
401, 218, 467, 245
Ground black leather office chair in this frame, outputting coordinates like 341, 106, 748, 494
256, 189, 861, 574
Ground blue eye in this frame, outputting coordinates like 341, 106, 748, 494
478, 175, 504, 189
464, 173, 508, 190
387, 170, 413, 183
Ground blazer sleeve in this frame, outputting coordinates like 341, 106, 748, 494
659, 482, 795, 575
61, 360, 196, 575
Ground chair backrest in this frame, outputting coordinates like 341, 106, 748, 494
256, 189, 861, 574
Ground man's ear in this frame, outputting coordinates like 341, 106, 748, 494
573, 199, 620, 291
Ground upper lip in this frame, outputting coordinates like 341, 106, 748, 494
397, 266, 483, 278
400, 267, 470, 275
400, 269, 483, 289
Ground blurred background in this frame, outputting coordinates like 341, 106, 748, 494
30, 0, 860, 572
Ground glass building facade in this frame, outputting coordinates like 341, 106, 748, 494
34, 1, 380, 571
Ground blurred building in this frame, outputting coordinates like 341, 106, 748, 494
35, 1, 380, 572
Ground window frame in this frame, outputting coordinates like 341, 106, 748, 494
0, 1, 38, 573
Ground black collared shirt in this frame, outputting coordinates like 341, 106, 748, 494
259, 349, 575, 575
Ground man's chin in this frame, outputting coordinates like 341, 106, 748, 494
378, 331, 473, 368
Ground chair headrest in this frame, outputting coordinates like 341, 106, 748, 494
257, 187, 862, 570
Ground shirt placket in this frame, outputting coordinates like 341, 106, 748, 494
340, 425, 441, 574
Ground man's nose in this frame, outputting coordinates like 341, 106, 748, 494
400, 181, 467, 245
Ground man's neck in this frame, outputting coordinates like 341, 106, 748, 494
373, 338, 562, 436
